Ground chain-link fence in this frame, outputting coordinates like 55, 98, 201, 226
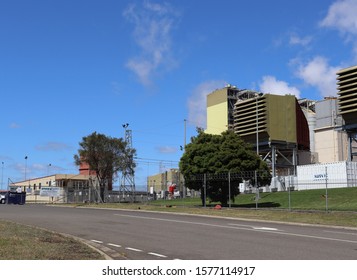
23, 165, 357, 212
151, 169, 357, 211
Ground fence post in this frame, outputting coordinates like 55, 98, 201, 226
203, 173, 207, 208
288, 168, 291, 211
255, 170, 258, 209
325, 166, 328, 212
228, 171, 231, 208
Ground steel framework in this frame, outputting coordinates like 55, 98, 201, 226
119, 125, 136, 202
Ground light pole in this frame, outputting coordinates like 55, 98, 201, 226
47, 163, 52, 176
184, 119, 186, 150
1, 162, 4, 190
24, 156, 28, 181
122, 123, 129, 136
255, 92, 264, 155
183, 119, 187, 198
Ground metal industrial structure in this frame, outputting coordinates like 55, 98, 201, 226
119, 124, 136, 201
233, 92, 310, 176
298, 98, 316, 156
337, 65, 357, 161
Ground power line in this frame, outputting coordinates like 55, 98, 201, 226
134, 157, 179, 166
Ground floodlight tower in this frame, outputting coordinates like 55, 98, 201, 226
120, 123, 136, 202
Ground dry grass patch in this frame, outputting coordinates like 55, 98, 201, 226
0, 220, 105, 260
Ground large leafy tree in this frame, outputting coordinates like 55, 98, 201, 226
179, 130, 271, 205
74, 132, 136, 202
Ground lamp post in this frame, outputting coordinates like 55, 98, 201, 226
255, 95, 260, 155
255, 92, 264, 155
122, 123, 129, 135
47, 163, 52, 176
24, 156, 28, 181
1, 162, 4, 190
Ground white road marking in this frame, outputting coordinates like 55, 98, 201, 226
108, 243, 122, 248
91, 239, 103, 244
148, 252, 167, 258
114, 213, 357, 244
228, 223, 280, 231
126, 247, 143, 252
253, 227, 279, 231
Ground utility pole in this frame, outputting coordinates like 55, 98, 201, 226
24, 156, 28, 181
184, 119, 187, 149
1, 162, 4, 190
183, 119, 187, 198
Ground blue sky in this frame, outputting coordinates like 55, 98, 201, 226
1, 0, 357, 190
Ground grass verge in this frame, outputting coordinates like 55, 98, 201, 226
75, 202, 357, 228
73, 187, 357, 228
0, 220, 105, 260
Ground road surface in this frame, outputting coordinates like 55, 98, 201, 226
0, 204, 356, 259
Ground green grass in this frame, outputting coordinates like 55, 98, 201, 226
75, 187, 357, 228
0, 220, 105, 260
148, 187, 357, 211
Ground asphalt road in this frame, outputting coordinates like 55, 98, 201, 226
0, 204, 357, 260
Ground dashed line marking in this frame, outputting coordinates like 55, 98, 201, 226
91, 239, 103, 244
125, 247, 143, 252
253, 227, 279, 231
148, 252, 167, 258
108, 243, 122, 248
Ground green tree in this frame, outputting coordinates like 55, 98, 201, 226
179, 130, 271, 206
74, 132, 136, 202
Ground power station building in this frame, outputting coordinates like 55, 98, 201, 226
337, 65, 357, 161
206, 65, 357, 177
233, 92, 310, 176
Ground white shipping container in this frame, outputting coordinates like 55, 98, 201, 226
296, 161, 357, 190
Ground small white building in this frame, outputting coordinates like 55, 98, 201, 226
296, 161, 357, 190
10, 174, 97, 203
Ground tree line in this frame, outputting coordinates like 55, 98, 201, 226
74, 130, 271, 205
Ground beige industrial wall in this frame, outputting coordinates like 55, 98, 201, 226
206, 101, 228, 135
315, 128, 348, 163
147, 169, 182, 193
205, 88, 229, 135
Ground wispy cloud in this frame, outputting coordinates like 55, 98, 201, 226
289, 34, 313, 47
259, 76, 301, 98
35, 142, 72, 152
123, 1, 180, 87
9, 122, 21, 129
284, 0, 355, 98
320, 0, 357, 35
187, 80, 226, 129
320, 0, 357, 60
156, 145, 177, 154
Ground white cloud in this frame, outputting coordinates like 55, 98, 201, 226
289, 34, 313, 47
123, 1, 179, 87
296, 56, 341, 97
259, 76, 301, 98
320, 0, 357, 35
187, 80, 226, 129
320, 0, 357, 59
